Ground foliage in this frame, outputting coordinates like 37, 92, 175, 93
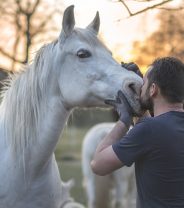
0, 0, 62, 71
67, 108, 118, 128
55, 127, 89, 206
58, 160, 87, 206
131, 7, 184, 72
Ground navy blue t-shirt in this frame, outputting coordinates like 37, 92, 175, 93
112, 111, 184, 208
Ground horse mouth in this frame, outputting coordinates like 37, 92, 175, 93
104, 91, 142, 116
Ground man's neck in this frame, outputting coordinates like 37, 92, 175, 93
153, 98, 184, 117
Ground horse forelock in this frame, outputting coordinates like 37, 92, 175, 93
75, 28, 112, 56
60, 28, 103, 48
77, 29, 98, 44
0, 42, 56, 153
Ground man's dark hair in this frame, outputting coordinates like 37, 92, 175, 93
147, 57, 184, 103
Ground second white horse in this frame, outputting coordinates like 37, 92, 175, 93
82, 123, 137, 208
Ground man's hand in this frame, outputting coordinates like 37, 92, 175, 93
121, 62, 143, 78
105, 90, 134, 128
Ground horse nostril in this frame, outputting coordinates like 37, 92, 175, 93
128, 83, 136, 94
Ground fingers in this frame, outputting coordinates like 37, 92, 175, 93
104, 99, 117, 107
105, 90, 133, 115
105, 91, 130, 108
116, 97, 121, 103
128, 64, 143, 78
117, 90, 132, 110
121, 61, 143, 78
104, 93, 122, 106
117, 90, 129, 105
121, 62, 134, 69
127, 63, 139, 72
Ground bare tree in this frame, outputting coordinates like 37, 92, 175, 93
0, 0, 62, 71
115, 0, 183, 17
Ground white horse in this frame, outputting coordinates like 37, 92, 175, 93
82, 123, 136, 208
0, 5, 142, 208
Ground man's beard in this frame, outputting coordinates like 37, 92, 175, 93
140, 89, 154, 116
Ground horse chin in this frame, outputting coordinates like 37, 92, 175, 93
86, 102, 107, 108
81, 97, 107, 108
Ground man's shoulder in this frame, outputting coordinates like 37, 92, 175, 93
153, 111, 184, 125
130, 116, 161, 138
135, 116, 155, 127
128, 116, 154, 137
134, 111, 184, 135
137, 111, 183, 125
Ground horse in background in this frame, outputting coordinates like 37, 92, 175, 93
0, 5, 142, 208
82, 123, 136, 208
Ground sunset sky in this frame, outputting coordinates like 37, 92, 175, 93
62, 0, 181, 62
63, 0, 158, 61
0, 0, 181, 71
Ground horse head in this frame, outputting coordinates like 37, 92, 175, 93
54, 5, 143, 115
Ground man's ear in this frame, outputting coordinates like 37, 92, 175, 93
150, 83, 159, 97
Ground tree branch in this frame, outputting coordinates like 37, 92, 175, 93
31, 11, 55, 37
0, 46, 23, 63
159, 6, 184, 11
119, 0, 174, 17
119, 0, 132, 15
31, 0, 41, 15
16, 0, 26, 15
11, 20, 22, 70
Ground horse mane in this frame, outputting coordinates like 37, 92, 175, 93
0, 42, 56, 153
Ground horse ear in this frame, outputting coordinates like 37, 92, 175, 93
86, 11, 100, 35
59, 5, 75, 41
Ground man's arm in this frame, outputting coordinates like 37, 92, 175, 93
91, 87, 150, 176
91, 90, 135, 176
91, 120, 128, 176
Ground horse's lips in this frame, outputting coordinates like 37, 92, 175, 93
103, 92, 139, 114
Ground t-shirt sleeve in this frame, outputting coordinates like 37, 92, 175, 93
112, 118, 153, 167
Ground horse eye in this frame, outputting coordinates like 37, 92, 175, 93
77, 49, 91, 58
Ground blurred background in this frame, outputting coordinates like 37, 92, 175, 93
0, 0, 183, 206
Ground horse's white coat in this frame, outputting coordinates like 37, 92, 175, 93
0, 5, 142, 208
82, 123, 136, 208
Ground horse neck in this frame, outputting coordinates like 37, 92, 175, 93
33, 94, 71, 164
0, 44, 71, 170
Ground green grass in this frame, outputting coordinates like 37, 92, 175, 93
57, 161, 87, 205
55, 126, 86, 160
55, 126, 89, 206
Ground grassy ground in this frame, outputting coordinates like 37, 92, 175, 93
55, 126, 89, 206
55, 123, 137, 208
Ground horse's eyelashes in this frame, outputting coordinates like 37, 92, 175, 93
77, 49, 91, 58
